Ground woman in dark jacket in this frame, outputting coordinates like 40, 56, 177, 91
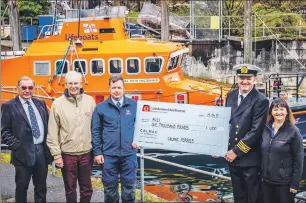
261, 98, 304, 203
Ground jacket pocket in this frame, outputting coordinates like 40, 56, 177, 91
279, 159, 292, 179
14, 145, 25, 163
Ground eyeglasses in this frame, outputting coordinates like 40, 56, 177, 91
19, 86, 34, 90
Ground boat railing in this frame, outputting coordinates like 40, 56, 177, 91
1, 51, 25, 59
64, 6, 127, 21
37, 24, 58, 39
1, 85, 55, 104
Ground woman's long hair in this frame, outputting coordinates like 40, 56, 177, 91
266, 98, 296, 124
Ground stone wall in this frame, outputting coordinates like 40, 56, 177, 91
184, 39, 306, 87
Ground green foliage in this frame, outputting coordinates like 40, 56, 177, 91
1, 0, 51, 25
18, 0, 51, 25
252, 2, 306, 38
220, 1, 306, 38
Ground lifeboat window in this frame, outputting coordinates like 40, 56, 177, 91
126, 58, 140, 74
168, 56, 179, 71
73, 60, 87, 75
90, 59, 104, 76
109, 59, 123, 74
180, 53, 188, 67
34, 61, 51, 76
145, 57, 163, 74
55, 60, 69, 75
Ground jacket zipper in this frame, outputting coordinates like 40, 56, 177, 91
267, 127, 281, 176
118, 106, 121, 155
267, 138, 273, 175
74, 97, 78, 107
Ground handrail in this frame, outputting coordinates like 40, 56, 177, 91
136, 148, 230, 202
1, 90, 55, 100
296, 195, 306, 201
37, 25, 53, 39
268, 73, 306, 79
137, 153, 231, 180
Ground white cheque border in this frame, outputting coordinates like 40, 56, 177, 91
133, 101, 231, 156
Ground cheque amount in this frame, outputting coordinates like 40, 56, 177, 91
150, 117, 218, 131
151, 117, 189, 130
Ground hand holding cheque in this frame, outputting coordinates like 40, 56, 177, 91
133, 101, 231, 157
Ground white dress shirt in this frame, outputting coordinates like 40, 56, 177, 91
111, 97, 124, 108
238, 91, 250, 106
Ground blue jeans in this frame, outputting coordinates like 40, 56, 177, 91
101, 154, 137, 203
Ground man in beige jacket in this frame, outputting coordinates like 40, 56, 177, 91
47, 71, 96, 203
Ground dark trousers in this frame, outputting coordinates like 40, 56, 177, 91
15, 144, 48, 203
61, 152, 93, 203
229, 166, 261, 203
102, 154, 137, 203
262, 180, 294, 203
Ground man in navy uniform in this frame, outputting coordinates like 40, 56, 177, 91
224, 64, 269, 203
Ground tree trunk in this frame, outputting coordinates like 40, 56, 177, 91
161, 0, 169, 41
73, 0, 78, 9
126, 0, 130, 9
137, 0, 141, 11
244, 0, 252, 63
9, 0, 21, 51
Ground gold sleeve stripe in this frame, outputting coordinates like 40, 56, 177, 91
237, 140, 251, 153
237, 142, 248, 153
239, 140, 251, 150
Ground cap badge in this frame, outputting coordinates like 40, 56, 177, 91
241, 66, 248, 74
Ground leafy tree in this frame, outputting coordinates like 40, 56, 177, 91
17, 0, 51, 25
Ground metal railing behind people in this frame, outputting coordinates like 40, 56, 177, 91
265, 73, 306, 102
136, 148, 230, 202
126, 14, 306, 40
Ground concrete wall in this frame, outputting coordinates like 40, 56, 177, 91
184, 39, 306, 86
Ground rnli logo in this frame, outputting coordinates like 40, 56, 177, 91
83, 23, 98, 33
142, 105, 150, 112
241, 66, 248, 74
126, 109, 131, 116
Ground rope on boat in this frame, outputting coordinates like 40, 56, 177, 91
137, 153, 231, 181
47, 41, 71, 84
57, 40, 73, 85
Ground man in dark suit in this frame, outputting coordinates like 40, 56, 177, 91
1, 76, 51, 203
224, 64, 269, 203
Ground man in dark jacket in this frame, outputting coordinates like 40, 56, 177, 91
225, 64, 269, 203
91, 76, 138, 203
1, 76, 51, 203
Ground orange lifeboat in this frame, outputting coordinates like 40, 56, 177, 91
2, 6, 229, 108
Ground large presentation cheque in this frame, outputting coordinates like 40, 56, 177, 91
134, 101, 231, 156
